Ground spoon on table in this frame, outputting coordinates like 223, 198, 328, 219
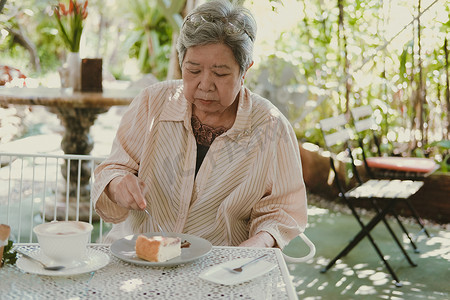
15, 248, 65, 271
228, 254, 269, 273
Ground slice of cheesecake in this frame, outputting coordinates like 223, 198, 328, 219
135, 235, 181, 262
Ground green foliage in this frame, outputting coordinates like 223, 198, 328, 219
155, 0, 184, 30
428, 140, 450, 172
121, 0, 173, 79
1, 0, 449, 169
1, 241, 17, 267
246, 0, 450, 166
0, 0, 177, 79
0, 0, 69, 75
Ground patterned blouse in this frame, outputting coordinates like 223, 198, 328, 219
191, 114, 227, 176
92, 80, 307, 248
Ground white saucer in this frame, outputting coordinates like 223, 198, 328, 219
16, 248, 110, 276
199, 258, 277, 285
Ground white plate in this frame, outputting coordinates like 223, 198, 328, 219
199, 257, 277, 285
16, 248, 110, 276
110, 232, 212, 267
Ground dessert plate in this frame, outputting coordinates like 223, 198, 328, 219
110, 232, 212, 267
16, 248, 110, 276
199, 258, 277, 285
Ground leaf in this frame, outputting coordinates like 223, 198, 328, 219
437, 140, 450, 149
430, 140, 450, 149
1, 240, 17, 267
399, 41, 413, 81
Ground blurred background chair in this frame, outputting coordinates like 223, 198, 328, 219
0, 152, 108, 243
318, 113, 424, 287
350, 105, 434, 238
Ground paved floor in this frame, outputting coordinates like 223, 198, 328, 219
1, 105, 449, 300
284, 196, 450, 299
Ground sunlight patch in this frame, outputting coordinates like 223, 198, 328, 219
335, 276, 347, 287
353, 263, 369, 270
356, 269, 376, 278
120, 278, 143, 292
342, 269, 355, 276
306, 278, 319, 288
340, 281, 354, 295
369, 272, 389, 286
308, 206, 329, 216
334, 262, 348, 270
317, 281, 328, 291
355, 285, 377, 295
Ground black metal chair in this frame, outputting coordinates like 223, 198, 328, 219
350, 105, 434, 239
318, 113, 424, 287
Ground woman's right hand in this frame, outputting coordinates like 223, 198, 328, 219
105, 173, 148, 210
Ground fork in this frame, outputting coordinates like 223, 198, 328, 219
228, 254, 268, 273
143, 208, 166, 236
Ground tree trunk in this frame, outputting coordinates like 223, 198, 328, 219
166, 0, 200, 80
408, 3, 417, 151
6, 26, 40, 72
338, 0, 350, 114
302, 5, 319, 81
417, 0, 426, 148
167, 32, 181, 79
0, 0, 6, 14
445, 37, 450, 139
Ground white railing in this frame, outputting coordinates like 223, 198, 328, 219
0, 152, 107, 243
0, 152, 316, 263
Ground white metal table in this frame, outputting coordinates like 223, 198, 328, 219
0, 244, 298, 300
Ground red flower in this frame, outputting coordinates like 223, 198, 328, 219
59, 3, 67, 16
54, 0, 88, 52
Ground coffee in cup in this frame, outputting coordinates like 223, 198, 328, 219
33, 221, 93, 265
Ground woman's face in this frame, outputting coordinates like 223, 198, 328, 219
182, 43, 246, 119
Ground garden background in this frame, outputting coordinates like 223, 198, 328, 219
1, 0, 449, 173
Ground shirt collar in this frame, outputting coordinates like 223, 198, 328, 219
225, 86, 253, 141
160, 82, 253, 140
159, 81, 191, 130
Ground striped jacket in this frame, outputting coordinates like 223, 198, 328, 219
92, 80, 307, 248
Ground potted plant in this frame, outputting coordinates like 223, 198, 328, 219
54, 0, 88, 91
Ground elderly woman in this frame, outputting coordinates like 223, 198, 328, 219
92, 0, 308, 249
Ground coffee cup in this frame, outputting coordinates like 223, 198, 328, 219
33, 221, 93, 265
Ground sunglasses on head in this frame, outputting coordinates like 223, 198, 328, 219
184, 13, 253, 42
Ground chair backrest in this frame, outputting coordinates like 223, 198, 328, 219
350, 105, 382, 157
319, 114, 351, 149
0, 152, 107, 243
351, 105, 377, 132
319, 113, 363, 193
350, 105, 387, 178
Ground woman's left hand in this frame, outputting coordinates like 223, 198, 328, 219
238, 231, 276, 248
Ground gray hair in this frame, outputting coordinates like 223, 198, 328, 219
176, 0, 257, 75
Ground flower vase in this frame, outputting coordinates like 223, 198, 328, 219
67, 52, 81, 91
